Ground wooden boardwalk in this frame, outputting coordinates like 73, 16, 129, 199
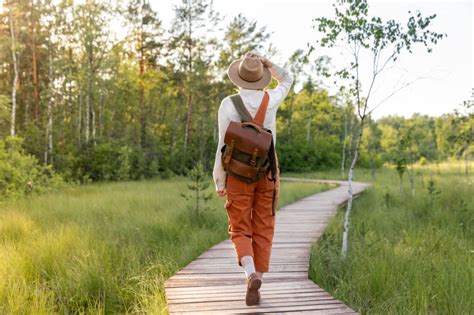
164, 178, 370, 314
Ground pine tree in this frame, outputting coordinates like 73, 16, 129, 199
180, 161, 214, 221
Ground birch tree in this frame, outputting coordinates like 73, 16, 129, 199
311, 0, 445, 257
7, 1, 20, 137
76, 0, 112, 146
454, 95, 473, 177
338, 87, 355, 178
44, 41, 53, 165
42, 0, 57, 165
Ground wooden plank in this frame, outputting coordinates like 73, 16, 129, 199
166, 288, 327, 299
169, 307, 355, 315
168, 290, 335, 302
169, 300, 352, 313
164, 179, 369, 314
165, 280, 321, 294
169, 299, 347, 312
178, 265, 308, 273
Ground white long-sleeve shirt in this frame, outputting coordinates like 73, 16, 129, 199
212, 64, 293, 191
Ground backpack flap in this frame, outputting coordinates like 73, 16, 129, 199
224, 121, 272, 158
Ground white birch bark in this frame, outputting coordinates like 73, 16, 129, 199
45, 43, 54, 165
342, 120, 363, 257
91, 103, 96, 146
85, 76, 91, 144
78, 91, 83, 147
341, 110, 348, 178
9, 6, 19, 137
409, 159, 415, 197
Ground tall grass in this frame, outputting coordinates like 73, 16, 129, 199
309, 162, 473, 314
0, 175, 330, 314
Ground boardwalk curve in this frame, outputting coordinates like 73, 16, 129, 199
165, 178, 370, 314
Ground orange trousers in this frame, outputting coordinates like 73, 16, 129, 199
224, 164, 280, 272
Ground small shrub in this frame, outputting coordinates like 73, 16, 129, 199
0, 136, 63, 200
116, 145, 132, 181
427, 178, 441, 206
180, 161, 214, 223
419, 157, 428, 165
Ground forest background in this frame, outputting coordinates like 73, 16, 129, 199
0, 0, 472, 199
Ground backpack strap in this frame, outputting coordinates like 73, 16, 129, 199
253, 91, 269, 127
230, 95, 252, 122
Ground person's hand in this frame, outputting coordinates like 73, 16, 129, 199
217, 189, 227, 197
245, 51, 260, 59
244, 51, 272, 68
260, 56, 272, 68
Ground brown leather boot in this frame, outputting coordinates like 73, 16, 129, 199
245, 272, 262, 306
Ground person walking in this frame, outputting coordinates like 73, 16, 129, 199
212, 52, 293, 306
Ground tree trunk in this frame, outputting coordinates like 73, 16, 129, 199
99, 90, 104, 138
183, 3, 193, 150
368, 137, 376, 180
342, 117, 364, 257
9, 6, 19, 137
348, 115, 354, 174
408, 160, 415, 198
341, 110, 348, 178
139, 30, 146, 148
24, 101, 29, 127
306, 109, 312, 143
78, 90, 83, 147
287, 92, 295, 143
184, 92, 193, 148
91, 102, 96, 146
31, 16, 40, 123
44, 43, 54, 165
68, 48, 74, 120
400, 173, 404, 194
465, 146, 470, 177
86, 46, 93, 145
85, 87, 90, 144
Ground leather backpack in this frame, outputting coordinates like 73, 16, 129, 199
220, 91, 278, 215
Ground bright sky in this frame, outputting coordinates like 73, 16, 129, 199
154, 0, 473, 119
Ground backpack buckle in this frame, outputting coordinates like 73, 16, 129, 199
224, 139, 235, 164
250, 148, 258, 166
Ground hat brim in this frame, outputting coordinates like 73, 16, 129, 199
227, 59, 272, 90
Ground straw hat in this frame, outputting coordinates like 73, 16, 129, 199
227, 54, 271, 90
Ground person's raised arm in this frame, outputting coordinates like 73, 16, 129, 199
260, 57, 293, 106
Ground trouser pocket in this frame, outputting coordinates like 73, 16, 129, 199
224, 199, 233, 209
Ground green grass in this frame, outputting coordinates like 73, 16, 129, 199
0, 175, 331, 314
308, 162, 473, 314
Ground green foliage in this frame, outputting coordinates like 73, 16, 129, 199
395, 157, 407, 182
75, 142, 120, 182
0, 175, 329, 313
116, 145, 132, 181
0, 136, 63, 200
0, 0, 462, 188
0, 95, 9, 130
278, 141, 340, 172
310, 164, 473, 314
217, 13, 271, 71
180, 161, 214, 222
419, 156, 428, 165
383, 190, 392, 208
427, 178, 441, 206
314, 0, 445, 76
